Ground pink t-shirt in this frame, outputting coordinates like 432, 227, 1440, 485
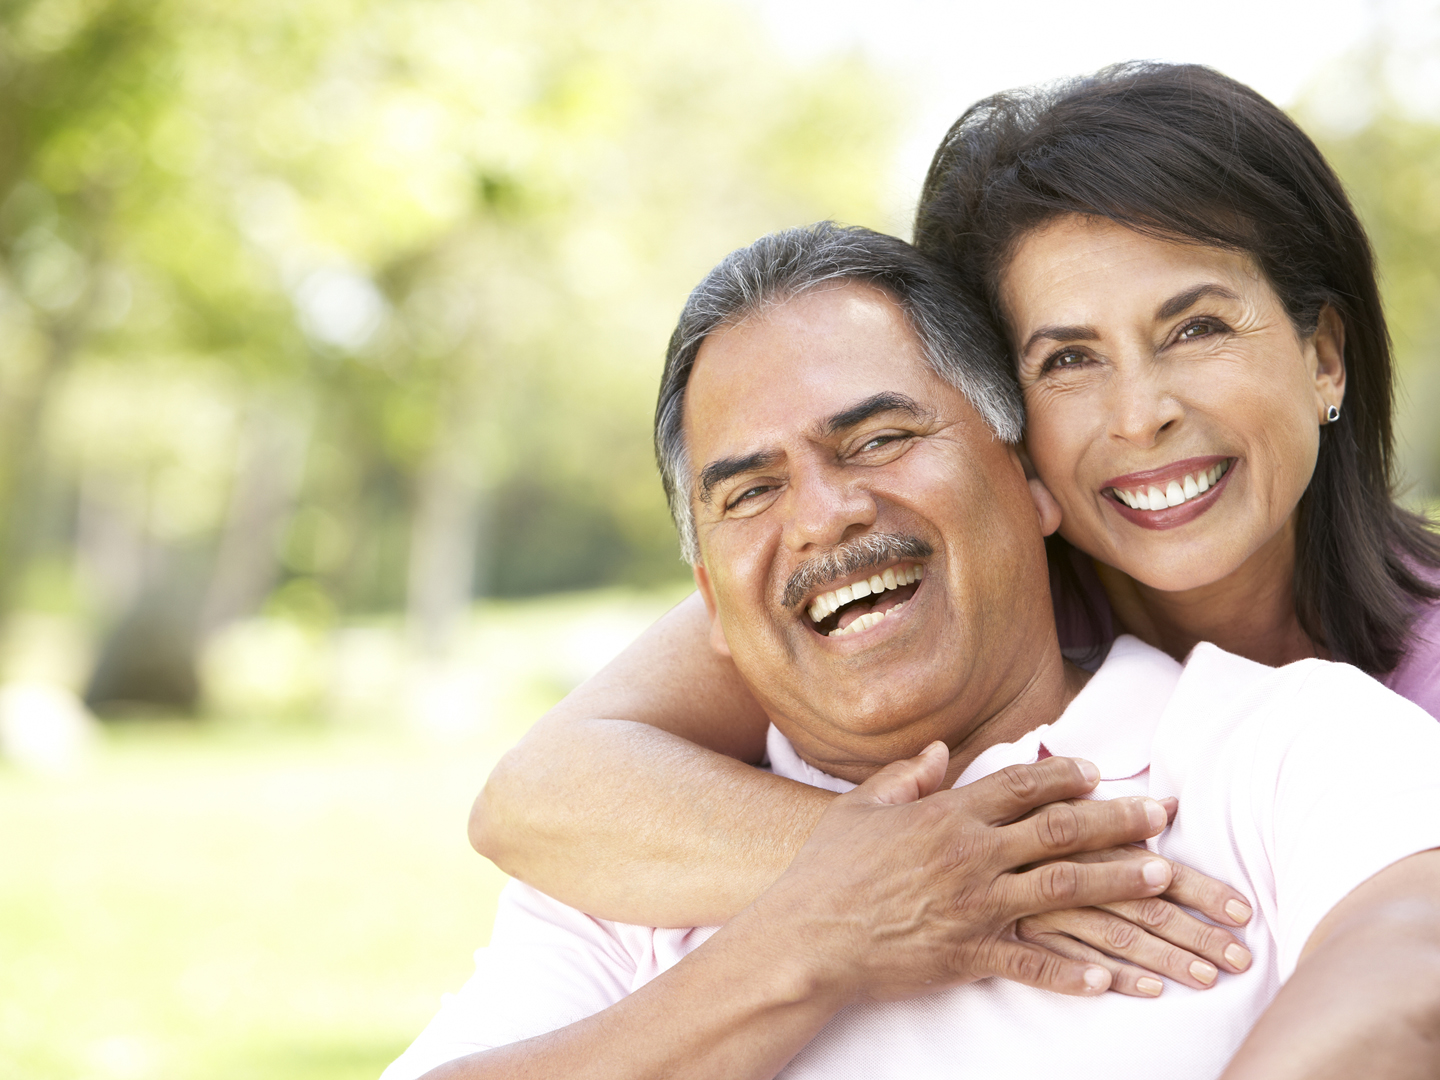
383, 638, 1440, 1080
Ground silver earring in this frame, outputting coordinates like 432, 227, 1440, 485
1326, 404, 1340, 423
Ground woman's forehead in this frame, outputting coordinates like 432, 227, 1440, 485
1000, 216, 1269, 329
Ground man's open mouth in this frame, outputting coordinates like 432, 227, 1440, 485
806, 563, 924, 638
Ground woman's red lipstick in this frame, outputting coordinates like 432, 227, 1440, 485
1103, 456, 1235, 531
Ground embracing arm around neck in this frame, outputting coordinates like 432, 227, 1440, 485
470, 591, 823, 927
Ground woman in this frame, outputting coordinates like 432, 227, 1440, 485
471, 63, 1440, 994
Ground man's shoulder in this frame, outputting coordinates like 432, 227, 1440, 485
1153, 642, 1440, 777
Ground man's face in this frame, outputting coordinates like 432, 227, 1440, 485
685, 282, 1057, 781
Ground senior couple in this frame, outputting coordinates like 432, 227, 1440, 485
385, 63, 1440, 1079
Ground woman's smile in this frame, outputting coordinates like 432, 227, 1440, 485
1103, 456, 1234, 530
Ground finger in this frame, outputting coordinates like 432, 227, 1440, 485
1158, 858, 1253, 929
1022, 906, 1225, 990
998, 796, 1168, 867
849, 741, 950, 807
955, 756, 1102, 824
1059, 845, 1252, 929
983, 938, 1111, 997
1016, 916, 1164, 998
1160, 796, 1178, 824
1096, 896, 1252, 976
1004, 854, 1173, 917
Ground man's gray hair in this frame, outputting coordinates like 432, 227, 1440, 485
654, 222, 1023, 564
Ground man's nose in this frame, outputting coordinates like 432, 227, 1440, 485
780, 462, 878, 552
1106, 358, 1184, 448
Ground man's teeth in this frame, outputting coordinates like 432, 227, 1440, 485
1113, 461, 1230, 511
828, 602, 906, 638
807, 564, 922, 625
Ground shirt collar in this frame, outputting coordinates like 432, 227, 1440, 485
766, 635, 1182, 791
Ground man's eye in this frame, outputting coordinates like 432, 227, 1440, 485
727, 485, 772, 510
860, 434, 900, 452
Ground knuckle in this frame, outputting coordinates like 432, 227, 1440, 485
1102, 919, 1143, 953
1010, 947, 1049, 984
1037, 861, 1081, 905
1130, 898, 1173, 929
1194, 924, 1232, 956
997, 763, 1043, 804
1038, 804, 1082, 850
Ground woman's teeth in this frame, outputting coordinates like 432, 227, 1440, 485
808, 564, 922, 625
1112, 461, 1230, 511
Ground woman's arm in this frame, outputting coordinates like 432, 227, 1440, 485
471, 592, 1256, 985
470, 591, 831, 927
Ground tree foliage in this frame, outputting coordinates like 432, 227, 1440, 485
0, 0, 899, 705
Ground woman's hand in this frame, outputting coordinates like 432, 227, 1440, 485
1016, 839, 1254, 997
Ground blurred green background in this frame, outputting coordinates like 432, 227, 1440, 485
3, 0, 1440, 1077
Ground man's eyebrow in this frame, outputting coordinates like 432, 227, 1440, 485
823, 392, 932, 435
698, 449, 782, 503
1156, 283, 1243, 321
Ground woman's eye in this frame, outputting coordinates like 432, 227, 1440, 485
1178, 318, 1224, 341
1042, 349, 1086, 373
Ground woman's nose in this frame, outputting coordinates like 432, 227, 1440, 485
781, 464, 878, 552
1107, 364, 1184, 448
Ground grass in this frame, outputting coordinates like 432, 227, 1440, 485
0, 586, 691, 1080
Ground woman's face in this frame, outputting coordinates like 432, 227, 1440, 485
1001, 215, 1345, 594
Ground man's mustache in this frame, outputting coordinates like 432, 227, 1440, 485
781, 533, 933, 610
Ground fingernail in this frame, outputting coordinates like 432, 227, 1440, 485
1141, 859, 1169, 888
1189, 960, 1217, 986
1224, 899, 1252, 924
1083, 966, 1108, 991
1137, 977, 1163, 997
1144, 800, 1167, 831
1224, 944, 1251, 971
1078, 759, 1100, 784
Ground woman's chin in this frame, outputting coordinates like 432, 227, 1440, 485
1062, 527, 1249, 598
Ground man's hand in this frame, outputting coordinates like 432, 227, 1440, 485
743, 742, 1179, 1004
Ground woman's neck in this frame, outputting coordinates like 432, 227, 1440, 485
1093, 516, 1327, 668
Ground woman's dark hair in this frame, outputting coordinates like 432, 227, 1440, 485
914, 60, 1440, 675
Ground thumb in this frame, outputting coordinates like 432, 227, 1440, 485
854, 741, 951, 807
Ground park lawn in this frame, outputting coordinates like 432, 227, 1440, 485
1, 721, 514, 1080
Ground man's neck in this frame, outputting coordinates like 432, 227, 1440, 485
938, 651, 1091, 788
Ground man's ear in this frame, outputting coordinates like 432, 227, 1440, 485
692, 563, 731, 658
1028, 477, 1062, 537
1312, 304, 1347, 420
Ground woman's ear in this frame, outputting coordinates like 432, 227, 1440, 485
1312, 304, 1347, 419
1028, 477, 1063, 537
692, 563, 731, 658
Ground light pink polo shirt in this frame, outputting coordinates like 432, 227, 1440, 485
384, 637, 1440, 1080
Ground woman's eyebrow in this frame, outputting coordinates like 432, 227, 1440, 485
1156, 283, 1243, 320
1021, 324, 1095, 356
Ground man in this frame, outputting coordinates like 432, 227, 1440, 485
384, 224, 1440, 1080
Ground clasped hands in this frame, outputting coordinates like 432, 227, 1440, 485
742, 742, 1252, 1005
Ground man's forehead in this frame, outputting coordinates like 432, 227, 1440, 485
682, 283, 947, 458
